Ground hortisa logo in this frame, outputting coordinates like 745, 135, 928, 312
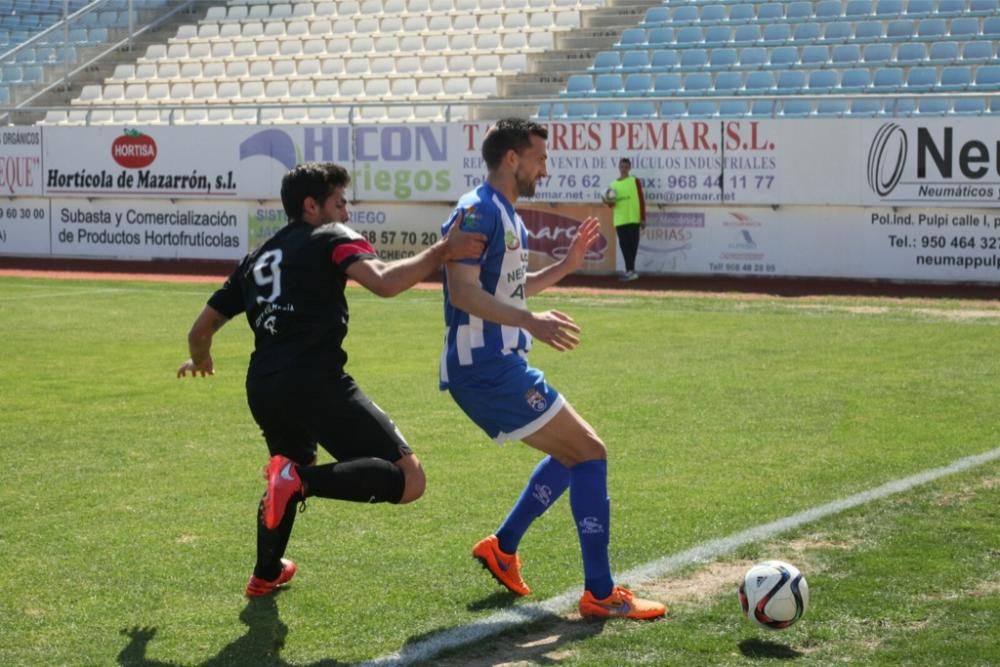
504, 229, 521, 250
111, 129, 157, 169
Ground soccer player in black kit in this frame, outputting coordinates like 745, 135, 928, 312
177, 162, 485, 596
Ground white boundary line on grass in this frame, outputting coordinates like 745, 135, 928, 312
357, 446, 1000, 667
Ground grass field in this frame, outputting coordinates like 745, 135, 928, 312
0, 275, 997, 667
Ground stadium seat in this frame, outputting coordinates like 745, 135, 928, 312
904, 0, 933, 15
768, 46, 799, 70
780, 99, 814, 117
564, 74, 593, 97
776, 70, 806, 93
743, 71, 776, 94
793, 23, 819, 42
739, 47, 767, 68
871, 67, 904, 92
973, 65, 1000, 89
840, 68, 872, 92
816, 99, 849, 117
701, 5, 727, 22
896, 42, 928, 65
917, 97, 951, 115
831, 44, 862, 66
594, 73, 624, 97
749, 99, 775, 117
719, 100, 749, 117
928, 41, 960, 64
623, 73, 653, 96
714, 71, 743, 95
681, 72, 713, 97
620, 50, 650, 73
969, 0, 999, 14
651, 50, 679, 70
617, 28, 646, 49
886, 20, 915, 40
651, 73, 682, 96
961, 41, 992, 62
939, 66, 972, 91
892, 98, 917, 115
849, 98, 884, 116
685, 100, 716, 118
916, 18, 947, 41
595, 101, 626, 118
757, 4, 784, 22
646, 28, 675, 48
799, 46, 830, 68
824, 22, 852, 42
875, 0, 904, 16
854, 21, 884, 42
863, 43, 894, 65
808, 69, 839, 93
786, 1, 813, 21
679, 49, 708, 71
953, 97, 986, 114
590, 51, 620, 73
762, 24, 791, 45
983, 16, 1000, 39
626, 100, 658, 118
710, 48, 738, 69
659, 100, 686, 117
815, 0, 843, 19
905, 66, 937, 92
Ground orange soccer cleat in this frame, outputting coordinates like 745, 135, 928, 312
262, 455, 303, 530
579, 585, 667, 620
245, 558, 297, 597
472, 535, 531, 597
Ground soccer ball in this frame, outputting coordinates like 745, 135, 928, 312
602, 187, 616, 204
738, 560, 809, 630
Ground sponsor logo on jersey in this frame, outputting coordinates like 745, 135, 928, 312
505, 229, 521, 251
460, 206, 479, 230
524, 388, 547, 412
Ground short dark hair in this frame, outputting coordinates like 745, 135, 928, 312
481, 118, 548, 171
619, 158, 631, 166
280, 162, 351, 221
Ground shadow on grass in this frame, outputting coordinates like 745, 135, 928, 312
466, 590, 521, 612
117, 595, 349, 667
738, 638, 804, 660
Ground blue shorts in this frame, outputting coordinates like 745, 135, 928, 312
448, 362, 565, 444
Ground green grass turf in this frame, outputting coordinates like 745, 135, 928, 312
0, 277, 996, 665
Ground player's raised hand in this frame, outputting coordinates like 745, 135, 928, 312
526, 310, 581, 351
563, 217, 601, 271
177, 357, 215, 378
443, 218, 488, 262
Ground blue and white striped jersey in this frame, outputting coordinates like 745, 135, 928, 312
440, 182, 533, 389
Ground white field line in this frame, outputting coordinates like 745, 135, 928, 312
358, 446, 1000, 667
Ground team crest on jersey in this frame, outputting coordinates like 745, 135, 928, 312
524, 388, 547, 412
505, 229, 521, 251
460, 207, 479, 230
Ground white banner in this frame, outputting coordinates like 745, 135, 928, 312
50, 199, 247, 260
0, 127, 43, 196
0, 198, 49, 255
636, 205, 1000, 283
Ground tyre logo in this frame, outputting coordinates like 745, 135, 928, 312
867, 123, 908, 197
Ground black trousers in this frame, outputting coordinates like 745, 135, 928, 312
616, 223, 641, 273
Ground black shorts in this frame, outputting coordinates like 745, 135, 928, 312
246, 372, 413, 466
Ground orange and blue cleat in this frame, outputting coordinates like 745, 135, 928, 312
579, 585, 666, 620
472, 535, 531, 597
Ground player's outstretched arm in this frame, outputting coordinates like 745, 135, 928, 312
346, 223, 486, 298
177, 304, 229, 378
525, 217, 601, 298
447, 262, 582, 352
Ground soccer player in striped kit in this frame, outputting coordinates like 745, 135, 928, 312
440, 119, 666, 620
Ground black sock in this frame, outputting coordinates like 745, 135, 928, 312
253, 491, 297, 581
299, 458, 404, 504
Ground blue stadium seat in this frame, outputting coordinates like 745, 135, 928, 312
709, 48, 739, 69
647, 27, 675, 48
969, 0, 999, 14
892, 98, 918, 115
2, 64, 22, 82
739, 46, 767, 68
650, 50, 679, 70
675, 26, 704, 46
780, 99, 814, 117
928, 41, 959, 64
846, 0, 874, 17
757, 4, 784, 21
714, 71, 744, 94
719, 100, 750, 116
816, 99, 850, 116
786, 1, 813, 21
916, 18, 947, 41
840, 68, 872, 91
792, 23, 821, 42
939, 66, 972, 91
749, 100, 775, 116
904, 0, 933, 16
949, 17, 979, 40
617, 28, 646, 49
590, 51, 620, 73
687, 100, 718, 117
679, 49, 708, 71
768, 46, 799, 69
651, 73, 682, 96
626, 100, 658, 118
565, 102, 595, 118
704, 25, 732, 46
732, 25, 761, 45
762, 23, 791, 44
863, 43, 894, 65
620, 50, 650, 73
0, 86, 9, 105
953, 97, 986, 114
905, 66, 937, 92
623, 73, 653, 96
701, 5, 727, 22
854, 21, 884, 42
896, 42, 928, 65
815, 0, 843, 19
596, 101, 626, 118
743, 70, 776, 94
564, 74, 594, 97
729, 4, 756, 23
643, 6, 670, 26
984, 16, 1000, 39
961, 41, 992, 62
777, 70, 807, 92
875, 0, 904, 16
916, 98, 950, 115
594, 73, 624, 97
850, 98, 884, 116
681, 72, 713, 96
973, 65, 1000, 89
832, 44, 862, 66
800, 45, 830, 68
886, 20, 915, 39
671, 5, 699, 24
659, 100, 687, 116
872, 67, 904, 92
936, 0, 966, 15
808, 69, 839, 92
824, 22, 852, 42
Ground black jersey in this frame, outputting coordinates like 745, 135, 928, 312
208, 221, 376, 378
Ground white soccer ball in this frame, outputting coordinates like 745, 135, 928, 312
603, 187, 616, 203
738, 560, 809, 630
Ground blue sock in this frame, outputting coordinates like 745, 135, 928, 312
569, 459, 614, 599
495, 456, 570, 554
